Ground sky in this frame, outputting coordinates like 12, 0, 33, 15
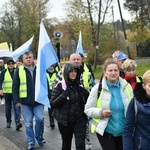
49, 0, 132, 21
0, 0, 131, 21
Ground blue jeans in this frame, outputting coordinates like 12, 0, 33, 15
41, 117, 44, 139
4, 93, 20, 125
22, 104, 44, 147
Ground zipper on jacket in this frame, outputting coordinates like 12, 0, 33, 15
138, 137, 141, 150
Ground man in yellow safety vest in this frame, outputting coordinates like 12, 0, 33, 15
0, 59, 22, 130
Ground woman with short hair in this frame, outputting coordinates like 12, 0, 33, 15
84, 58, 133, 150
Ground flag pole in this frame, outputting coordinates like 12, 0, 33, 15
58, 62, 62, 74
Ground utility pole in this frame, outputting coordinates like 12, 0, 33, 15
117, 0, 131, 58
55, 42, 60, 62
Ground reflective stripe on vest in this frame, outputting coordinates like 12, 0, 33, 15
19, 66, 27, 98
4, 64, 7, 69
91, 84, 131, 133
46, 73, 57, 90
3, 69, 12, 93
91, 88, 104, 133
55, 66, 59, 72
136, 76, 141, 83
83, 64, 90, 91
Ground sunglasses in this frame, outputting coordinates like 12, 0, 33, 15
8, 63, 14, 65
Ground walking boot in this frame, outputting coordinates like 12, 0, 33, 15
48, 108, 55, 129
16, 123, 22, 131
50, 116, 55, 129
6, 122, 11, 128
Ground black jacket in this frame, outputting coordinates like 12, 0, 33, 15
50, 63, 89, 126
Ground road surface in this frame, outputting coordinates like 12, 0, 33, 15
0, 98, 102, 150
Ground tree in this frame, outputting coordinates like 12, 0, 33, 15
123, 0, 150, 57
0, 0, 50, 54
63, 0, 113, 66
124, 0, 150, 26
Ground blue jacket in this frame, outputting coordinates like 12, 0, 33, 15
123, 82, 150, 150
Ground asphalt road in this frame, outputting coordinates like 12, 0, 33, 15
0, 98, 102, 150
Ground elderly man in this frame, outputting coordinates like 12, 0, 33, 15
54, 53, 94, 91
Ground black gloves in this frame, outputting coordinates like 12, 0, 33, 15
62, 89, 69, 98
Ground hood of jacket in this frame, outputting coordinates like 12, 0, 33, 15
63, 63, 81, 87
134, 81, 150, 104
136, 100, 150, 115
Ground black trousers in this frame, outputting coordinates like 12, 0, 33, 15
96, 132, 123, 150
58, 118, 86, 150
48, 108, 54, 125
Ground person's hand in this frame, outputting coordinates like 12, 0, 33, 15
102, 110, 112, 118
0, 90, 4, 96
16, 103, 21, 107
62, 89, 69, 97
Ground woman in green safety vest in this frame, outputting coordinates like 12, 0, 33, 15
84, 58, 133, 150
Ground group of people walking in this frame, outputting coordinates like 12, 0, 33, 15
0, 50, 149, 150
0, 52, 95, 150
84, 51, 150, 150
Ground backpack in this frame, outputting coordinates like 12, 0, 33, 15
97, 82, 102, 99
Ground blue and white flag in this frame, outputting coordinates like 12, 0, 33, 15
12, 36, 34, 61
35, 22, 58, 108
76, 31, 84, 55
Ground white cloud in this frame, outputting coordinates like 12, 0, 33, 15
0, 0, 131, 21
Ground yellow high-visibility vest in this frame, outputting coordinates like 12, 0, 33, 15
46, 72, 57, 90
3, 69, 12, 93
18, 66, 27, 98
136, 76, 141, 83
82, 64, 90, 91
91, 84, 132, 133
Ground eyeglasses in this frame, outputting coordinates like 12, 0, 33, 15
8, 63, 14, 65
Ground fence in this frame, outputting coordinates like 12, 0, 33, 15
135, 57, 150, 65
